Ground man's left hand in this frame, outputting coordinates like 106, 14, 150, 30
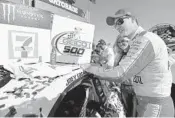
80, 63, 91, 70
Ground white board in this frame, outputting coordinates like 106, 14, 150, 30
51, 14, 95, 64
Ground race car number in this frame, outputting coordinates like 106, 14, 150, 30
133, 76, 143, 84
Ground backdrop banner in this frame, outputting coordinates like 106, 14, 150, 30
51, 14, 95, 64
0, 0, 52, 29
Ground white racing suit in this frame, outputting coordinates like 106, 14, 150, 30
87, 26, 174, 117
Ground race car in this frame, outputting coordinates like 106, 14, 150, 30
0, 62, 125, 117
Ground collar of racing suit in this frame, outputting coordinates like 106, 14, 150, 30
128, 26, 145, 46
130, 26, 145, 41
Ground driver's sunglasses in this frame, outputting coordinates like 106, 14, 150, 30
115, 16, 130, 26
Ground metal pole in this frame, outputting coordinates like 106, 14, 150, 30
86, 0, 90, 23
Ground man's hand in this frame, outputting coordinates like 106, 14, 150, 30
80, 63, 91, 70
80, 63, 100, 74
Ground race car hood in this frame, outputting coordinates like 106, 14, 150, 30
0, 62, 86, 117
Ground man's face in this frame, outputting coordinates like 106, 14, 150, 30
114, 16, 135, 37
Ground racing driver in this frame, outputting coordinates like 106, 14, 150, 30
81, 9, 174, 117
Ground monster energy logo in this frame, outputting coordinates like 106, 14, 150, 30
1, 3, 44, 22
1, 3, 15, 23
0, 1, 52, 29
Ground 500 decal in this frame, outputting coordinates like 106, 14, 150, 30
52, 30, 91, 57
63, 46, 85, 55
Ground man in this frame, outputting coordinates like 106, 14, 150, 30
81, 9, 174, 117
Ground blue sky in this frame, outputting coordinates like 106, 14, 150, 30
75, 0, 175, 45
